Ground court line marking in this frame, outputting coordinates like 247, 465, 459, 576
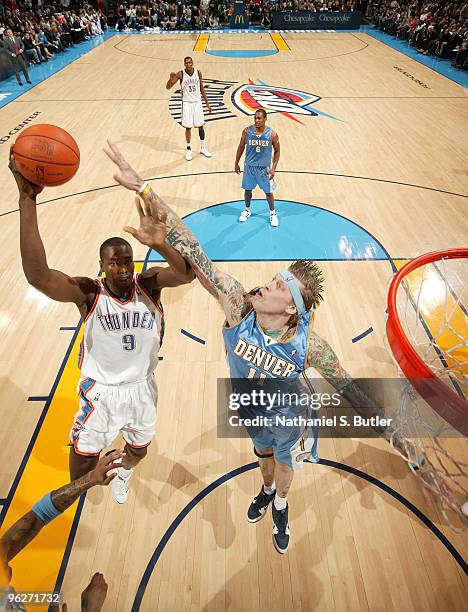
194, 32, 210, 52
10, 96, 468, 102
131, 459, 467, 610
351, 327, 374, 343
27, 396, 49, 402
112, 32, 369, 63
270, 32, 290, 51
1, 170, 465, 220
180, 328, 206, 344
0, 324, 83, 530
52, 495, 87, 606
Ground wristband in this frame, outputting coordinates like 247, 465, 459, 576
32, 492, 61, 525
138, 181, 152, 199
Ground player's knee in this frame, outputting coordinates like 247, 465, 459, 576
125, 444, 148, 458
254, 446, 274, 458
69, 447, 99, 481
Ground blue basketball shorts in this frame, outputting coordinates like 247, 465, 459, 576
242, 164, 273, 194
239, 404, 319, 469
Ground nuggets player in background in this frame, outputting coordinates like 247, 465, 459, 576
10, 154, 194, 505
166, 56, 212, 161
235, 109, 280, 227
106, 141, 401, 555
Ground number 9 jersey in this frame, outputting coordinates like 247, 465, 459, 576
78, 275, 164, 385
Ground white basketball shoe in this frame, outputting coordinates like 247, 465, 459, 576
112, 465, 134, 504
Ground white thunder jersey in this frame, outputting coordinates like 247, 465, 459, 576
181, 68, 201, 102
78, 275, 163, 385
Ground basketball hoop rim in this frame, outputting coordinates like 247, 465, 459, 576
386, 248, 468, 436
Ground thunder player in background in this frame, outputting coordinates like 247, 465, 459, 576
10, 155, 194, 505
106, 141, 399, 554
235, 108, 280, 227
166, 56, 212, 161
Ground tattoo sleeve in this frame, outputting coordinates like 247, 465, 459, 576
50, 472, 95, 512
307, 332, 387, 435
0, 474, 96, 563
0, 512, 44, 561
143, 188, 249, 324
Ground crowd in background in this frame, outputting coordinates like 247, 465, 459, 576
373, 1, 468, 69
114, 1, 363, 31
0, 1, 106, 68
1, 0, 466, 74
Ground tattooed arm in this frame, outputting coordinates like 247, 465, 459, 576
307, 332, 387, 434
104, 140, 250, 326
0, 451, 122, 562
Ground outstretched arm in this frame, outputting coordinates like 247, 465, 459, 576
104, 141, 250, 325
307, 331, 388, 434
0, 451, 122, 563
10, 152, 95, 313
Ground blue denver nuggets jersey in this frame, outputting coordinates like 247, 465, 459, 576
244, 126, 273, 167
223, 308, 313, 381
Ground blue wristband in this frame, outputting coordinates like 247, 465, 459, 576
278, 270, 306, 316
32, 492, 61, 525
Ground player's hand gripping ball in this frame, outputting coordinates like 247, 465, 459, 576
12, 124, 80, 187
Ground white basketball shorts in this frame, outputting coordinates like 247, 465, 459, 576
70, 375, 157, 456
181, 100, 205, 128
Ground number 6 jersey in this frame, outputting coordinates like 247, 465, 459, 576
78, 275, 164, 385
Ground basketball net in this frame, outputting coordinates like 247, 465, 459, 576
386, 249, 467, 531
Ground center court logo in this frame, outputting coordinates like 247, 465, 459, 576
169, 79, 341, 126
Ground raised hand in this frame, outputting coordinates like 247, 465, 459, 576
9, 147, 44, 199
124, 197, 168, 249
89, 449, 124, 486
103, 140, 143, 192
81, 572, 108, 612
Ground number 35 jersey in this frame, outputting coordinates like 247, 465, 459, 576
78, 275, 164, 385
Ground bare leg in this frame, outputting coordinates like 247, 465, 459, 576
256, 447, 275, 488
69, 448, 99, 481
274, 460, 293, 498
121, 443, 148, 469
244, 189, 252, 209
185, 127, 191, 145
266, 192, 275, 212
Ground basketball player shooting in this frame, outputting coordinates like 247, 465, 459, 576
105, 140, 411, 554
166, 56, 212, 161
9, 151, 194, 505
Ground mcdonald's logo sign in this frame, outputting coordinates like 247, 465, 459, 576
235, 14, 244, 24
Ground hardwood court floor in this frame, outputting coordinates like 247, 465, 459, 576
0, 32, 466, 611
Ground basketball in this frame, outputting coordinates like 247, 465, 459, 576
12, 124, 80, 187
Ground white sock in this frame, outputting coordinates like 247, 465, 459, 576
118, 465, 133, 478
263, 483, 275, 495
274, 493, 287, 511
200, 139, 206, 149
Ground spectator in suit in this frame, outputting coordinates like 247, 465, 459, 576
3, 28, 31, 85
